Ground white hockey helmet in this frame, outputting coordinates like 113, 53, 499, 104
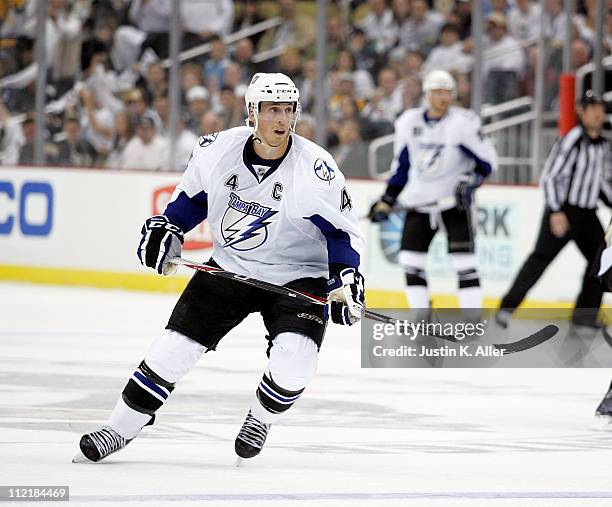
422, 69, 456, 94
245, 73, 301, 133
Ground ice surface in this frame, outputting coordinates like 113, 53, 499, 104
1, 282, 612, 507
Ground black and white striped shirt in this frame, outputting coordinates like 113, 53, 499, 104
541, 126, 612, 211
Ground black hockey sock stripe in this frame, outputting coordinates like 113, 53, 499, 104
122, 361, 175, 415
458, 268, 480, 289
405, 271, 427, 286
256, 374, 304, 414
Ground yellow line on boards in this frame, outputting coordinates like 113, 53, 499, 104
0, 264, 588, 310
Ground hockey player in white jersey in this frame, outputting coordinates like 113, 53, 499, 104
368, 70, 497, 309
73, 73, 365, 463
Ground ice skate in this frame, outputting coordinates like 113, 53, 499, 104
234, 410, 271, 462
72, 426, 131, 463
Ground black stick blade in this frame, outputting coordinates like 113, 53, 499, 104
494, 324, 559, 354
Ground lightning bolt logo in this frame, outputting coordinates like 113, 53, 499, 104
221, 194, 278, 251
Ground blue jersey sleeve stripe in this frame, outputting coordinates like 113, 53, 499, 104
306, 214, 360, 268
388, 146, 410, 189
164, 190, 208, 232
459, 144, 492, 178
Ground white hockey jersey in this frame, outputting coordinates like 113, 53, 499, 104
163, 126, 364, 286
386, 106, 498, 210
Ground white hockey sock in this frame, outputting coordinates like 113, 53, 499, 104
249, 332, 318, 424
108, 397, 152, 440
398, 251, 430, 308
458, 286, 483, 308
108, 330, 206, 439
405, 286, 430, 309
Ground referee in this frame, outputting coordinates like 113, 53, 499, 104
497, 91, 611, 328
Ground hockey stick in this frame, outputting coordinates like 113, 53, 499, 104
169, 257, 395, 324
492, 324, 559, 354
169, 257, 560, 353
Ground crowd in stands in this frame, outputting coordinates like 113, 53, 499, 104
0, 0, 609, 176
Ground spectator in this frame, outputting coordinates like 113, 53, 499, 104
452, 0, 473, 39
361, 67, 403, 127
572, 38, 592, 70
128, 0, 172, 59
181, 63, 205, 95
18, 113, 60, 166
348, 27, 378, 75
401, 72, 422, 109
358, 0, 396, 56
181, 0, 234, 50
489, 0, 509, 15
154, 94, 170, 135
123, 88, 157, 127
203, 35, 231, 94
55, 115, 97, 167
299, 58, 319, 113
331, 119, 369, 177
399, 0, 444, 56
143, 63, 168, 102
423, 23, 473, 74
278, 48, 304, 87
106, 111, 137, 169
217, 86, 245, 130
46, 0, 89, 94
295, 115, 316, 141
507, 0, 541, 43
402, 50, 425, 76
335, 49, 375, 101
573, 0, 598, 48
483, 13, 526, 105
388, 46, 408, 80
543, 0, 569, 48
173, 113, 198, 171
305, 15, 346, 68
0, 99, 24, 165
119, 113, 169, 170
185, 85, 211, 134
80, 86, 115, 161
390, 0, 410, 48
200, 110, 224, 136
232, 38, 258, 86
233, 0, 266, 47
257, 0, 316, 53
223, 62, 245, 91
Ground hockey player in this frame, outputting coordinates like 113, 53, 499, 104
73, 73, 365, 463
368, 69, 497, 309
594, 220, 612, 423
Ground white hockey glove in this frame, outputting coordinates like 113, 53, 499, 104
327, 268, 365, 326
137, 215, 184, 275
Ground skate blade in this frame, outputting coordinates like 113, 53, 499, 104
235, 456, 245, 467
72, 450, 95, 463
591, 414, 612, 431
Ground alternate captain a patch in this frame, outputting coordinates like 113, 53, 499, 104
221, 192, 278, 251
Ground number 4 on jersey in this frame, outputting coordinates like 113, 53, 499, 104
225, 174, 239, 191
341, 187, 353, 212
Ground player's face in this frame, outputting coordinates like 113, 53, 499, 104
428, 89, 453, 115
255, 101, 296, 146
580, 103, 605, 131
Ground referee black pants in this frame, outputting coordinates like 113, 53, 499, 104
500, 205, 604, 316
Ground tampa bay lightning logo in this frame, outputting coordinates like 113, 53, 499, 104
221, 193, 278, 251
314, 158, 335, 183
198, 132, 218, 147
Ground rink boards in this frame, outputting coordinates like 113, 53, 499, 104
0, 166, 609, 307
